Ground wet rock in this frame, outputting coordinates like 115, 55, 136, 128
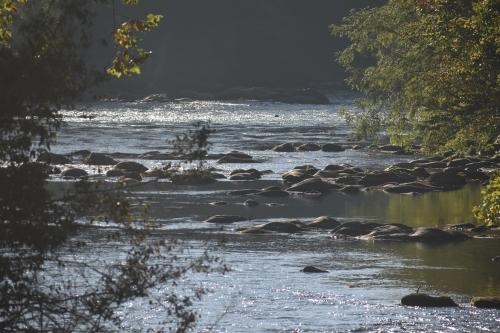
272, 143, 295, 152
352, 145, 363, 150
418, 161, 447, 169
228, 189, 261, 196
447, 158, 471, 168
37, 152, 71, 165
293, 165, 320, 174
401, 293, 458, 307
359, 171, 417, 187
340, 185, 362, 194
282, 169, 313, 184
324, 164, 345, 171
379, 145, 405, 154
331, 222, 383, 237
242, 221, 302, 234
230, 173, 259, 181
60, 168, 88, 178
244, 199, 259, 207
218, 151, 256, 163
210, 172, 227, 179
122, 171, 142, 181
143, 168, 168, 178
119, 177, 140, 186
257, 188, 289, 197
427, 171, 466, 189
70, 149, 91, 158
171, 174, 217, 185
335, 176, 361, 185
114, 161, 148, 173
287, 178, 341, 193
85, 153, 118, 166
470, 297, 500, 309
359, 224, 414, 241
296, 143, 321, 152
383, 182, 439, 194
463, 169, 489, 182
447, 222, 476, 230
301, 266, 329, 273
322, 144, 345, 152
470, 225, 488, 233
306, 216, 340, 230
205, 215, 247, 224
412, 167, 430, 178
409, 227, 469, 243
106, 169, 125, 177
391, 162, 414, 169
314, 170, 340, 178
231, 168, 262, 178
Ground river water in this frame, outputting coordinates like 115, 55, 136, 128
53, 94, 499, 332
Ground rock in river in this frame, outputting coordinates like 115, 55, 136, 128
409, 227, 469, 243
287, 178, 341, 193
205, 215, 247, 224
401, 293, 458, 307
296, 143, 321, 152
272, 143, 295, 152
241, 221, 303, 234
115, 161, 148, 173
427, 171, 466, 189
37, 152, 71, 165
306, 216, 340, 230
61, 168, 88, 178
331, 222, 383, 237
84, 152, 118, 166
322, 144, 345, 152
359, 171, 417, 187
470, 297, 500, 309
301, 266, 329, 273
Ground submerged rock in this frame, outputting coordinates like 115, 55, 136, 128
428, 171, 466, 189
359, 224, 414, 241
257, 188, 289, 197
106, 169, 126, 177
242, 221, 303, 234
409, 227, 469, 243
301, 266, 329, 273
282, 169, 313, 184
331, 222, 383, 237
401, 293, 458, 307
470, 297, 500, 309
85, 153, 118, 166
171, 174, 217, 185
383, 182, 439, 194
230, 173, 259, 181
359, 171, 417, 187
205, 215, 247, 224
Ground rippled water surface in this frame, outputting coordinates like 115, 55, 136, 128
53, 96, 499, 332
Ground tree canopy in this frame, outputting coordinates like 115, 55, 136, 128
332, 0, 500, 155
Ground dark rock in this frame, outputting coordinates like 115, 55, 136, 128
379, 145, 405, 153
37, 152, 71, 165
401, 293, 458, 307
470, 297, 500, 309
287, 178, 341, 193
392, 162, 414, 169
122, 171, 142, 181
352, 145, 363, 150
228, 189, 261, 196
230, 173, 259, 181
282, 170, 313, 184
335, 176, 361, 185
296, 143, 321, 152
230, 168, 262, 178
359, 224, 414, 241
322, 144, 345, 152
331, 222, 383, 237
301, 266, 328, 273
70, 149, 91, 158
340, 185, 362, 194
257, 188, 289, 197
115, 161, 148, 173
60, 168, 88, 178
106, 169, 125, 177
293, 165, 319, 175
418, 161, 447, 168
359, 171, 417, 187
306, 216, 340, 229
85, 153, 118, 166
383, 182, 439, 194
409, 227, 469, 243
242, 221, 302, 233
210, 172, 226, 179
470, 225, 488, 233
412, 167, 430, 178
244, 199, 259, 207
143, 168, 167, 178
314, 170, 341, 178
205, 215, 247, 224
428, 171, 466, 189
447, 158, 471, 168
138, 151, 171, 160
324, 164, 345, 171
171, 174, 217, 185
272, 143, 295, 152
447, 222, 476, 230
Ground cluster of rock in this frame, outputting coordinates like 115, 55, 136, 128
400, 293, 500, 309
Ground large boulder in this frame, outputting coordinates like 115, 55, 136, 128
359, 171, 417, 187
296, 143, 321, 152
37, 152, 71, 165
306, 216, 340, 230
331, 222, 383, 237
427, 171, 466, 189
383, 182, 440, 194
470, 297, 500, 309
61, 168, 88, 178
409, 227, 469, 243
359, 224, 414, 241
85, 153, 118, 166
115, 161, 148, 173
287, 178, 341, 193
324, 164, 346, 171
322, 144, 345, 152
401, 293, 458, 307
204, 215, 247, 224
272, 143, 295, 152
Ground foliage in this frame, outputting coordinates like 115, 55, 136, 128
172, 121, 215, 170
332, 0, 500, 154
473, 171, 500, 226
0, 1, 221, 332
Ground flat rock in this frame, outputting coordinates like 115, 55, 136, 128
287, 178, 341, 193
115, 161, 148, 173
306, 216, 340, 229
